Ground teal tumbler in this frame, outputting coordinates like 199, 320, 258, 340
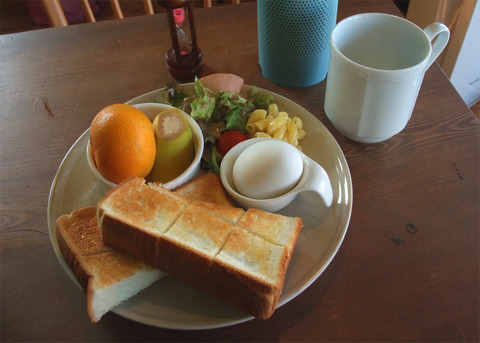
258, 0, 338, 88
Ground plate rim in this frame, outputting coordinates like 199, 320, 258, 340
48, 84, 352, 330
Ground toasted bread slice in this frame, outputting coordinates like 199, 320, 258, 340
98, 176, 303, 319
210, 227, 290, 319
56, 174, 242, 323
56, 206, 113, 271
157, 203, 234, 285
174, 173, 234, 207
98, 177, 188, 263
56, 207, 162, 322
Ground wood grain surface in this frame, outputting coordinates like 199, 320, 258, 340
1, 1, 478, 341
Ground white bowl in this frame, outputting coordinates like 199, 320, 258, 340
86, 103, 204, 193
220, 138, 333, 212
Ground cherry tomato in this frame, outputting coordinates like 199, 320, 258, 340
216, 130, 248, 156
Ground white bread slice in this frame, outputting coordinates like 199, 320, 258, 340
98, 176, 303, 319
78, 251, 161, 323
55, 206, 162, 322
174, 173, 235, 207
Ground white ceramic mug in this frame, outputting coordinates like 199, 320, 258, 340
324, 13, 450, 143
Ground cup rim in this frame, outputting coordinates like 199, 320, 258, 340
331, 12, 431, 73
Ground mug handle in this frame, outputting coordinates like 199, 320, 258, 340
423, 22, 450, 69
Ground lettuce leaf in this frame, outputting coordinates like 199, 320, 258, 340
247, 86, 273, 110
190, 96, 215, 122
215, 91, 255, 133
167, 83, 190, 107
200, 144, 223, 175
190, 77, 216, 122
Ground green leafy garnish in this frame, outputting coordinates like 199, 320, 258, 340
190, 96, 215, 122
189, 77, 216, 123
215, 92, 255, 133
162, 83, 190, 107
201, 144, 223, 175
247, 86, 273, 110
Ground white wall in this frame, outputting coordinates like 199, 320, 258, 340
449, 1, 480, 107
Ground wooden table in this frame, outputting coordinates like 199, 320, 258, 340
1, 1, 478, 341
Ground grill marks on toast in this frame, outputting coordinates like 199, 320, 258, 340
98, 176, 303, 319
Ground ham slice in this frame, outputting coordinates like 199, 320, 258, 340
200, 73, 244, 93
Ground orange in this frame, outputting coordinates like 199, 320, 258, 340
89, 104, 156, 184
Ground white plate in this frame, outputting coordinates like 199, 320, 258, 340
48, 85, 352, 330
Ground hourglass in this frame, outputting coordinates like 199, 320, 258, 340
158, 0, 203, 79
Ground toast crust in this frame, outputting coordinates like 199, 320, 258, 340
98, 212, 163, 265
56, 206, 113, 292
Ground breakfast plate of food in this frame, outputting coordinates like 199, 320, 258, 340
48, 75, 352, 329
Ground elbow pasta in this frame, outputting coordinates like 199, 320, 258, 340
246, 103, 306, 150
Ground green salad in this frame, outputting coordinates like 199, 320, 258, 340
158, 77, 274, 174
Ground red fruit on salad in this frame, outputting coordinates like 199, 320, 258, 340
217, 130, 248, 156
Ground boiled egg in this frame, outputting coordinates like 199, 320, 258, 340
232, 140, 303, 199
